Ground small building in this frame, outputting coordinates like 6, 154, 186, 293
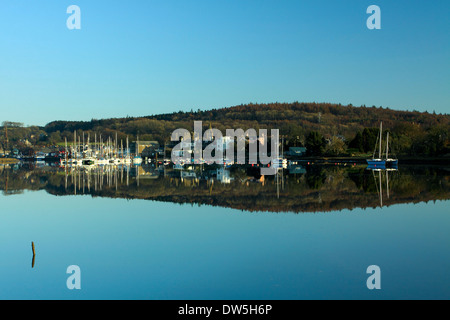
20, 139, 32, 147
39, 147, 53, 155
131, 141, 160, 158
287, 147, 307, 157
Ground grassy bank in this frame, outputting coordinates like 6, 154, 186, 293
0, 158, 20, 164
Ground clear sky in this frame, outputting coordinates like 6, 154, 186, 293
0, 0, 449, 126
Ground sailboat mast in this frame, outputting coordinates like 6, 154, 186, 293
386, 132, 389, 159
136, 135, 139, 157
126, 136, 129, 158
379, 122, 383, 159
379, 170, 383, 207
386, 170, 390, 199
83, 132, 85, 158
101, 135, 103, 158
115, 132, 118, 158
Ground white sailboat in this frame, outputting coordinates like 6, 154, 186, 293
123, 136, 132, 164
367, 122, 386, 167
133, 135, 143, 165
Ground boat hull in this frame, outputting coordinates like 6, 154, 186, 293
366, 159, 386, 166
386, 159, 398, 167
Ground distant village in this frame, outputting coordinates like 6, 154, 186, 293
0, 134, 308, 165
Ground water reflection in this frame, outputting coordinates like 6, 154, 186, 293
1, 162, 449, 213
367, 167, 398, 207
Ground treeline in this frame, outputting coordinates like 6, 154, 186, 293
2, 102, 450, 157
0, 123, 46, 153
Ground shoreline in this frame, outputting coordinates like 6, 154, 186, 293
0, 158, 20, 164
288, 156, 450, 165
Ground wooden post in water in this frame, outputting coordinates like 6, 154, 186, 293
31, 241, 36, 268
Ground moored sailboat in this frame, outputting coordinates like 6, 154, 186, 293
133, 135, 143, 165
366, 122, 386, 167
366, 122, 398, 168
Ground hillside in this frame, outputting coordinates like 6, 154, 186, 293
2, 102, 450, 157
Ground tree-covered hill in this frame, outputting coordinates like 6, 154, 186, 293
2, 102, 450, 157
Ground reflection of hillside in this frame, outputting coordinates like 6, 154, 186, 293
1, 164, 449, 213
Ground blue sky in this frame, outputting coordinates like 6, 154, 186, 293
0, 0, 449, 126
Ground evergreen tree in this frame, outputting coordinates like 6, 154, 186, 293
306, 131, 326, 156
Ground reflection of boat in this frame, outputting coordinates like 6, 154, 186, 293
367, 164, 385, 171
174, 163, 184, 170
370, 165, 398, 207
132, 156, 142, 165
97, 158, 108, 165
366, 159, 385, 167
216, 167, 232, 184
82, 158, 96, 166
72, 159, 83, 166
181, 171, 197, 179
386, 160, 398, 168
272, 158, 288, 169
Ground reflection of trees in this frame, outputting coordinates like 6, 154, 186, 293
306, 166, 327, 189
0, 164, 449, 214
229, 167, 249, 182
348, 168, 378, 193
0, 164, 47, 195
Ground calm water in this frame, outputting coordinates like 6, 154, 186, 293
0, 163, 449, 299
